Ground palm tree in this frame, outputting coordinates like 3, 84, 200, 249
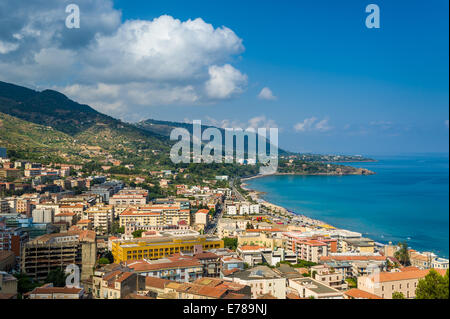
394, 241, 411, 266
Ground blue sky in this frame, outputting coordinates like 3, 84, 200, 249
117, 0, 450, 155
0, 0, 448, 155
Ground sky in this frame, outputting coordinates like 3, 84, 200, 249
0, 0, 448, 155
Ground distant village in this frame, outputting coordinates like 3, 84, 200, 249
0, 146, 448, 300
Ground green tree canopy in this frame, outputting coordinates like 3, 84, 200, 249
223, 237, 238, 250
392, 291, 405, 299
45, 268, 67, 287
98, 257, 111, 265
394, 241, 411, 266
415, 269, 449, 299
132, 229, 145, 238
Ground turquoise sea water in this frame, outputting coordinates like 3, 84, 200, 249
245, 154, 449, 258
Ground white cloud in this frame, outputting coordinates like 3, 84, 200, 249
205, 64, 247, 100
258, 87, 277, 100
0, 40, 18, 54
445, 120, 449, 128
294, 117, 332, 132
204, 115, 278, 130
0, 1, 247, 119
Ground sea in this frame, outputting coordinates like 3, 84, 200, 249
245, 154, 449, 258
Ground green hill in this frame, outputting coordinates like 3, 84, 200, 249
0, 80, 373, 176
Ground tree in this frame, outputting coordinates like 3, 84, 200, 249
392, 291, 405, 299
45, 268, 67, 287
98, 257, 111, 265
415, 269, 449, 299
101, 251, 114, 263
132, 229, 145, 238
14, 273, 41, 296
394, 241, 410, 266
223, 237, 238, 250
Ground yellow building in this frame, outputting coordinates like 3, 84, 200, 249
111, 234, 224, 263
237, 230, 284, 249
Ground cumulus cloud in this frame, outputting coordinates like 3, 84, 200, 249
258, 87, 277, 100
294, 117, 332, 132
445, 120, 449, 129
203, 115, 278, 130
205, 64, 247, 100
0, 0, 247, 119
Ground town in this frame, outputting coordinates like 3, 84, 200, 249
0, 147, 448, 300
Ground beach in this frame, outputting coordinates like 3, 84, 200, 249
241, 154, 450, 258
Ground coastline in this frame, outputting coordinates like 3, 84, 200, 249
240, 178, 332, 227
239, 169, 449, 259
241, 168, 375, 182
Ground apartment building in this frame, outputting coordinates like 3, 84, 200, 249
21, 230, 96, 281
93, 270, 143, 299
223, 265, 287, 299
32, 208, 54, 224
0, 168, 22, 179
111, 234, 223, 263
288, 277, 344, 299
341, 238, 375, 254
119, 205, 190, 228
408, 250, 449, 270
84, 204, 114, 235
26, 283, 85, 299
283, 232, 337, 262
110, 194, 147, 206
0, 199, 10, 214
238, 229, 284, 250
194, 209, 209, 228
358, 268, 447, 299
310, 264, 348, 290
125, 256, 204, 282
320, 255, 387, 278
0, 226, 28, 257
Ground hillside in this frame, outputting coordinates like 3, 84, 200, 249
0, 80, 374, 176
0, 112, 82, 163
136, 118, 290, 156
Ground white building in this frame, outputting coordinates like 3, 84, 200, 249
226, 205, 237, 215
249, 204, 260, 215
32, 208, 54, 224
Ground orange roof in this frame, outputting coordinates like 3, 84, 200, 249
30, 284, 83, 295
145, 277, 173, 289
196, 209, 209, 214
369, 269, 446, 283
345, 288, 382, 299
400, 266, 421, 272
